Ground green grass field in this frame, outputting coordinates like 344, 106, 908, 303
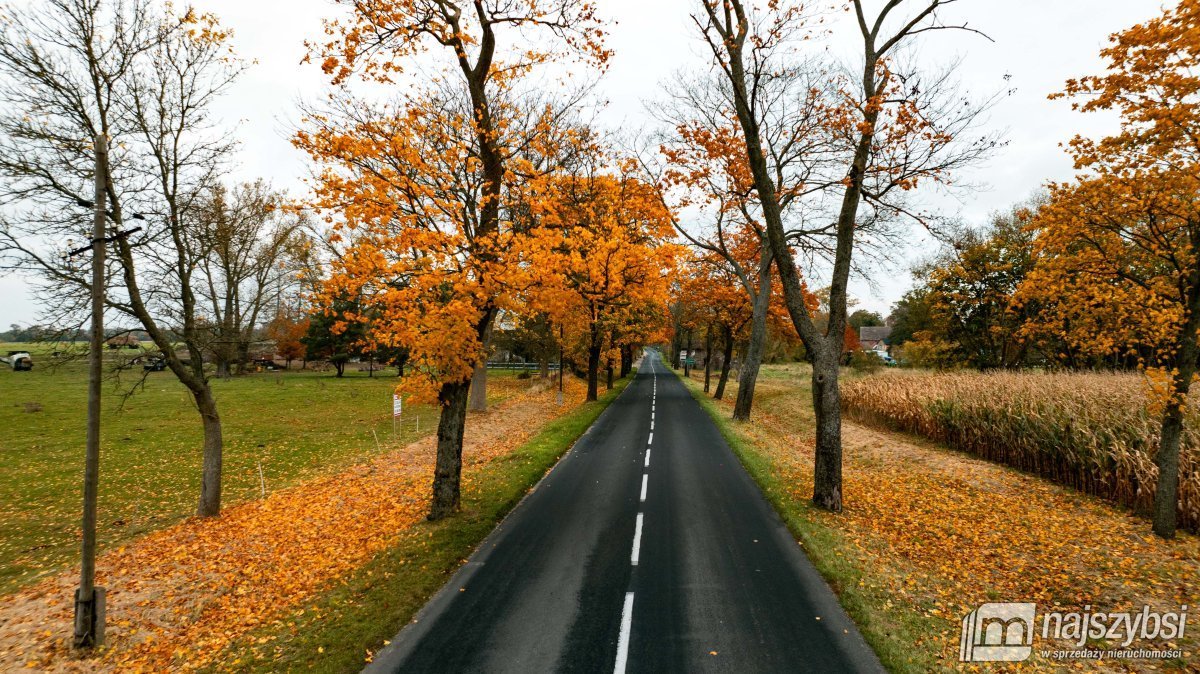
0, 344, 511, 595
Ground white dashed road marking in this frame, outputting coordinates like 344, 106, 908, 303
614, 592, 635, 674
631, 512, 643, 565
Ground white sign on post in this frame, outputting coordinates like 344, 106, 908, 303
392, 393, 402, 445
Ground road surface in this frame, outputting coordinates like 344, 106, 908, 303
365, 351, 883, 673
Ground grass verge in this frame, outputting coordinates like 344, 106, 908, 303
211, 374, 633, 673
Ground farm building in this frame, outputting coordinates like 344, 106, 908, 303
859, 326, 891, 357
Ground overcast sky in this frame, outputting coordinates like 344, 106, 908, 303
0, 0, 1166, 326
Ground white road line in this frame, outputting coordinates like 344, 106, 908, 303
647, 432, 653, 445
650, 420, 654, 431
631, 513, 643, 565
614, 592, 635, 674
640, 474, 648, 502
644, 449, 651, 467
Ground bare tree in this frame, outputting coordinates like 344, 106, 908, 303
649, 62, 847, 421
692, 0, 999, 510
0, 0, 246, 517
193, 181, 308, 376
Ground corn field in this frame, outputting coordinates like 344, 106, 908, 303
841, 371, 1199, 532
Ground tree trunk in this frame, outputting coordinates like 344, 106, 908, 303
606, 361, 613, 391
714, 324, 734, 400
236, 341, 251, 375
703, 326, 713, 393
714, 13, 882, 515
540, 357, 549, 379
586, 335, 601, 402
195, 385, 223, 517
620, 345, 632, 378
811, 347, 843, 512
468, 362, 487, 411
429, 379, 470, 520
1155, 400, 1186, 538
334, 360, 345, 377
469, 326, 493, 412
733, 272, 771, 421
1153, 289, 1200, 538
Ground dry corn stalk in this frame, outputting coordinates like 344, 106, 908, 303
841, 371, 1198, 532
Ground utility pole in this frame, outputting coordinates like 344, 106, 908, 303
74, 133, 107, 649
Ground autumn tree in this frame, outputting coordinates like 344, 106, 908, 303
266, 310, 309, 369
918, 201, 1039, 369
692, 0, 997, 511
0, 0, 246, 517
888, 286, 933, 345
1018, 1, 1200, 538
653, 118, 779, 419
306, 1, 608, 519
526, 169, 676, 401
680, 251, 752, 399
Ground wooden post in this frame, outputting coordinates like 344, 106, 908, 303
74, 133, 107, 649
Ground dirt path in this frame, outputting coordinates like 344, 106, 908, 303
0, 377, 586, 673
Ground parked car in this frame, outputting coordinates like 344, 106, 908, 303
2, 351, 33, 371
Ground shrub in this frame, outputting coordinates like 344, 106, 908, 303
847, 350, 883, 373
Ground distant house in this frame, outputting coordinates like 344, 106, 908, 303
859, 326, 892, 356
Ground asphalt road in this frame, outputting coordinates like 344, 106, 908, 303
365, 351, 883, 674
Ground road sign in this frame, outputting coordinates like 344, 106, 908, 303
392, 394, 403, 444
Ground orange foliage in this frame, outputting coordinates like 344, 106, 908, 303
265, 312, 309, 364
524, 167, 679, 391
310, 1, 610, 88
842, 325, 860, 353
1022, 0, 1200, 408
301, 0, 611, 405
1018, 0, 1200, 536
